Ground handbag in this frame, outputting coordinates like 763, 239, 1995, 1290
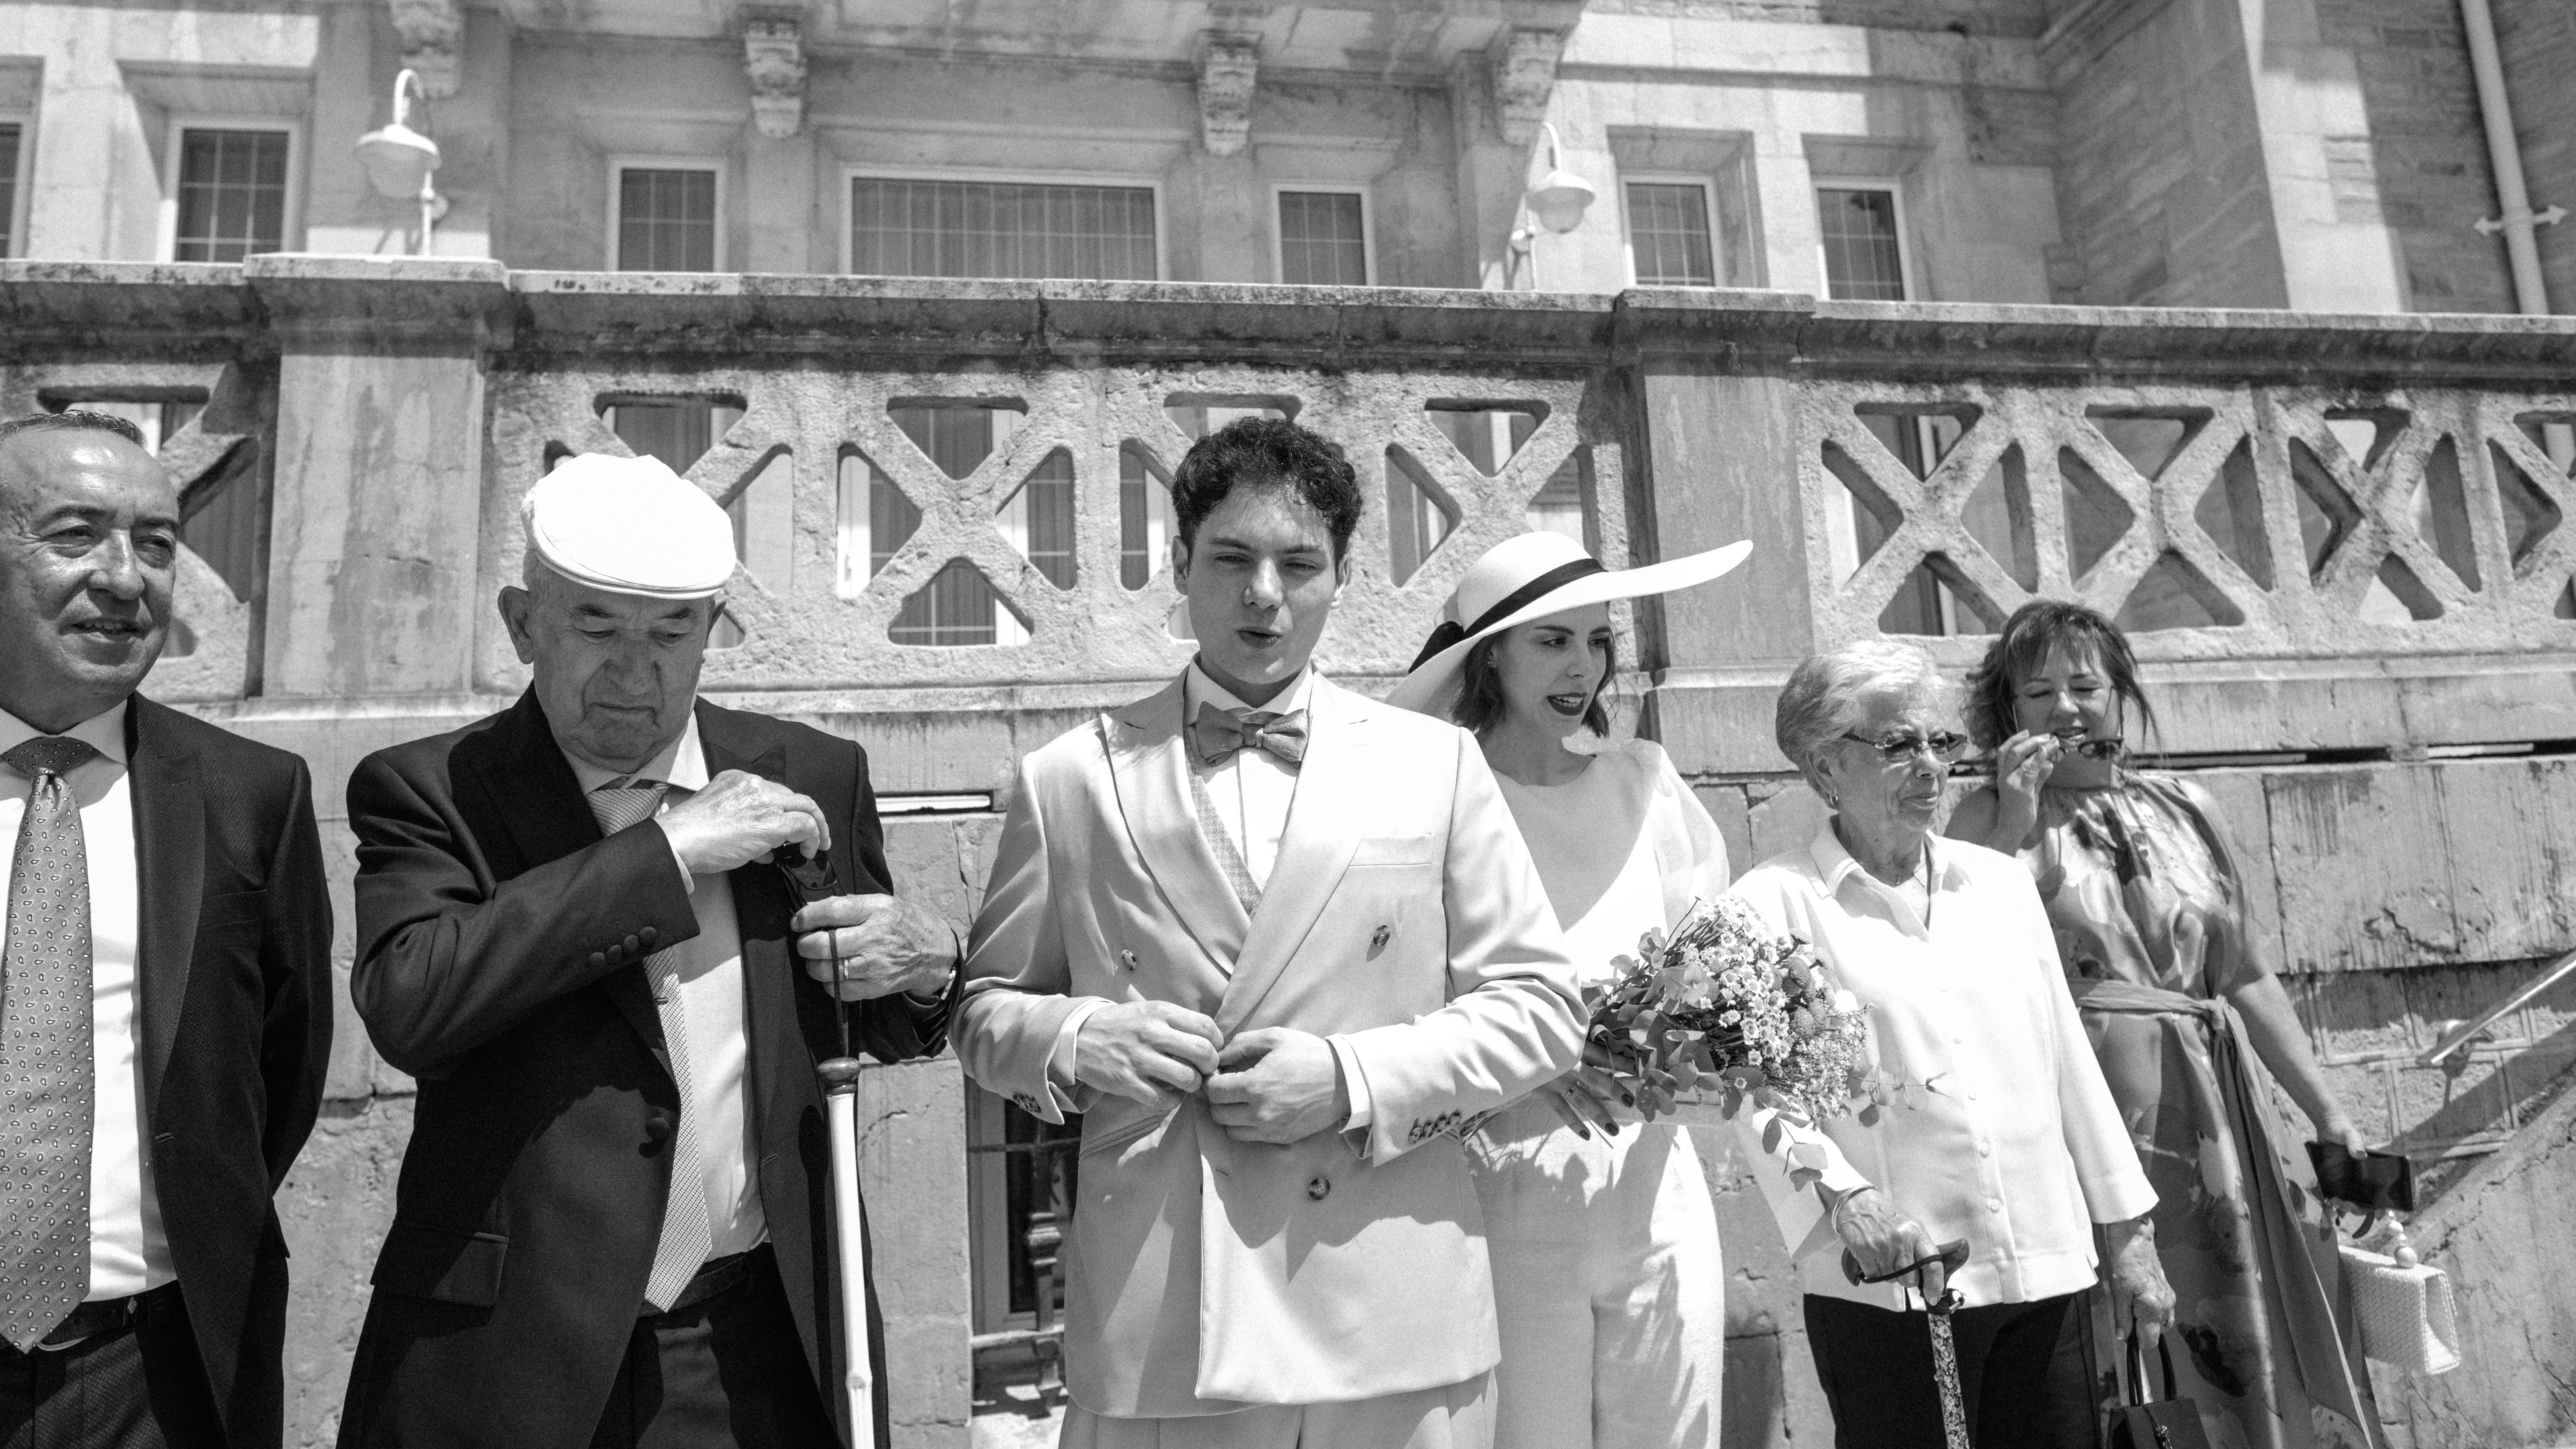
2338, 1222, 2462, 1375
2109, 1332, 2213, 1449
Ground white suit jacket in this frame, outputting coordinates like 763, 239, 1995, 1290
956, 673, 1584, 1418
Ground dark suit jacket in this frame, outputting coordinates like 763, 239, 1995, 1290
336, 691, 948, 1449
123, 696, 334, 1448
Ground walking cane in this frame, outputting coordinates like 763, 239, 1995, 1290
783, 848, 878, 1449
1847, 1237, 1974, 1449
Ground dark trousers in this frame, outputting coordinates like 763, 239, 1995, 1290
0, 1289, 226, 1449
587, 1247, 836, 1449
1805, 1291, 2094, 1449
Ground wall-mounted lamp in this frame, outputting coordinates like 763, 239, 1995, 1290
1507, 121, 1595, 290
354, 68, 447, 255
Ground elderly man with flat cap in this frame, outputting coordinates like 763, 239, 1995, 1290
338, 455, 959, 1449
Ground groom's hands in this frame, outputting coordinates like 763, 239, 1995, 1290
1076, 1001, 1223, 1110
1207, 1028, 1347, 1144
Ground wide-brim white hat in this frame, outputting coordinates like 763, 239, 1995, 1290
1385, 531, 1751, 716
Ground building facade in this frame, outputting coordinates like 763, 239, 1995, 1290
2, 2, 2574, 1447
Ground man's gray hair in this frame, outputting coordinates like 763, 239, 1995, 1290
0, 409, 149, 449
1775, 638, 1950, 786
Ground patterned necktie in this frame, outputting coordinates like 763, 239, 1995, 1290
586, 779, 715, 1313
1188, 703, 1309, 769
0, 736, 100, 1353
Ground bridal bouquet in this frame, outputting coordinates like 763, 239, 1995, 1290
1587, 897, 1871, 1128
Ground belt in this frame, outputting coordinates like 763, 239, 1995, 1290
20, 1284, 176, 1352
642, 1245, 764, 1320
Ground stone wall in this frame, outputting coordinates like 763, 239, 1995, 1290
7, 261, 2576, 1445
2313, 0, 2519, 314
2494, 0, 2576, 316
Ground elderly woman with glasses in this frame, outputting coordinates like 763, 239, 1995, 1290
1947, 600, 2377, 1449
1727, 639, 2174, 1449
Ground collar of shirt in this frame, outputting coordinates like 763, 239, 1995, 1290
1183, 661, 1316, 723
0, 700, 131, 771
562, 710, 709, 797
1804, 819, 1967, 935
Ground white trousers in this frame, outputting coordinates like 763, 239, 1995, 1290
1058, 1374, 1494, 1449
1467, 1106, 1726, 1449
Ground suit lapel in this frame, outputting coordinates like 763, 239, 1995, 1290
126, 699, 203, 1112
457, 690, 668, 1071
1105, 679, 1251, 973
695, 702, 803, 1147
1214, 678, 1372, 1036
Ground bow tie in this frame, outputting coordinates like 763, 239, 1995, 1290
1190, 702, 1309, 769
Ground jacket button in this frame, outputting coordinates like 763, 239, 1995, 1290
639, 927, 658, 948
642, 1115, 673, 1154
1306, 1174, 1330, 1201
623, 934, 642, 955
587, 951, 608, 970
1370, 925, 1391, 951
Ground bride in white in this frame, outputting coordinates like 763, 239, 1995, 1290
1391, 530, 1751, 1449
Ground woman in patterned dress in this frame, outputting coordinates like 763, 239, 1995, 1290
1947, 600, 2376, 1449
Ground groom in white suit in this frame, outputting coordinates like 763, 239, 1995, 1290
956, 418, 1585, 1449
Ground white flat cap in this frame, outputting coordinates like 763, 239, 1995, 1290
524, 453, 736, 599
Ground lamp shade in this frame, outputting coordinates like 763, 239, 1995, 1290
1525, 168, 1596, 234
354, 121, 441, 199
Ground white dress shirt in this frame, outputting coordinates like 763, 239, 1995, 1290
1726, 822, 2157, 1311
0, 702, 173, 1302
1044, 665, 1377, 1129
562, 713, 764, 1262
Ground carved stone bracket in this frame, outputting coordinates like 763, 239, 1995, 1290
744, 16, 807, 140
386, 0, 464, 99
1488, 27, 1565, 146
1197, 32, 1260, 157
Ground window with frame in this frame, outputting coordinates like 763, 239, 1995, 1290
849, 177, 1157, 281
1625, 181, 1717, 287
1816, 186, 1908, 301
173, 129, 290, 263
0, 123, 20, 258
617, 167, 719, 272
1276, 191, 1367, 286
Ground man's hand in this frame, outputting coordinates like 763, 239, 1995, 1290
658, 771, 829, 876
2102, 1215, 2176, 1344
1205, 1028, 1345, 1145
793, 895, 957, 1003
1075, 1002, 1223, 1110
1830, 1186, 1953, 1306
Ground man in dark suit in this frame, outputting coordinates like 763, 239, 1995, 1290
338, 454, 958, 1449
0, 409, 332, 1449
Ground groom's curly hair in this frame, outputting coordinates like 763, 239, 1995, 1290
1170, 417, 1364, 562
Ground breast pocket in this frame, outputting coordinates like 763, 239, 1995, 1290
1349, 835, 1434, 868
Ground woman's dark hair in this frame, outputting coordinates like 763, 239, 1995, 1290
1170, 417, 1364, 561
1964, 599, 2156, 751
1450, 627, 1616, 738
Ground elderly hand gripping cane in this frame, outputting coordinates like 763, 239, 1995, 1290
786, 853, 960, 1449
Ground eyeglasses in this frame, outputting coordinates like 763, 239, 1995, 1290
1842, 730, 1970, 764
2054, 733, 2126, 761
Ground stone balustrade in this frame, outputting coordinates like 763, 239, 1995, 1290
7, 258, 2576, 1447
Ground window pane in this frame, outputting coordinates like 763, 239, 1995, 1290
851, 178, 1157, 281
1277, 191, 1367, 286
1816, 187, 1908, 302
618, 168, 718, 272
0, 124, 19, 257
174, 129, 290, 263
1625, 183, 1716, 287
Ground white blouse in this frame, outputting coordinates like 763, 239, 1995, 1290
1726, 822, 2157, 1312
1492, 739, 1729, 977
